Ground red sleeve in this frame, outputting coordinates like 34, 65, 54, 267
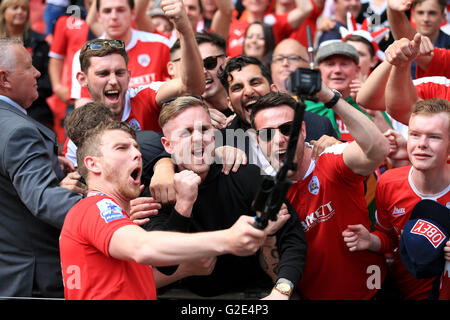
319, 143, 367, 187
289, 0, 323, 48
273, 13, 295, 43
82, 197, 135, 257
414, 78, 450, 100
416, 48, 450, 79
373, 178, 399, 254
49, 16, 69, 58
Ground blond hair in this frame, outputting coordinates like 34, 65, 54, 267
158, 95, 210, 129
412, 98, 449, 119
0, 0, 30, 38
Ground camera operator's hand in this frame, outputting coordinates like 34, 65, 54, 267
315, 82, 335, 103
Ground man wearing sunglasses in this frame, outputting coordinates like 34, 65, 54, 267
217, 55, 337, 173
168, 32, 234, 130
251, 90, 389, 299
144, 95, 306, 300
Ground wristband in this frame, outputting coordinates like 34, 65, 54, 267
324, 89, 342, 109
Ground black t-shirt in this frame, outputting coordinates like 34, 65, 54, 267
146, 163, 307, 297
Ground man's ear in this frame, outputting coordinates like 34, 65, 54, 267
0, 70, 12, 90
167, 61, 176, 78
84, 156, 102, 175
76, 71, 88, 88
226, 96, 234, 112
270, 83, 279, 92
161, 136, 173, 155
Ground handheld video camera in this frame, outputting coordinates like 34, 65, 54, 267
251, 26, 322, 230
286, 68, 322, 98
285, 25, 322, 99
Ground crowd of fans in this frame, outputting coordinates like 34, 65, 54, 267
0, 0, 449, 300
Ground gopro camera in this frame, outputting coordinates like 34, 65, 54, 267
286, 68, 322, 98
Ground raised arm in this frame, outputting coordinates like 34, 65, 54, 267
356, 60, 392, 111
386, 0, 435, 70
384, 34, 426, 125
317, 84, 389, 176
209, 0, 234, 40
387, 0, 416, 41
134, 0, 156, 33
156, 0, 205, 104
85, 0, 104, 37
287, 0, 314, 30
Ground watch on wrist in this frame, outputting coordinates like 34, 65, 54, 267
323, 89, 342, 109
274, 278, 293, 297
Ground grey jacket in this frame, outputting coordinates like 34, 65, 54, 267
0, 98, 81, 297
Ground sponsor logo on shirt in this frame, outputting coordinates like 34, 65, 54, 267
137, 54, 151, 67
392, 206, 406, 218
410, 219, 446, 248
229, 38, 243, 49
129, 74, 157, 87
300, 201, 335, 232
97, 199, 126, 223
336, 119, 350, 135
233, 29, 243, 37
308, 176, 320, 195
263, 14, 276, 26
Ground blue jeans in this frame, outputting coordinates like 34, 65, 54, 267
43, 3, 67, 36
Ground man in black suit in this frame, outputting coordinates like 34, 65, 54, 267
0, 38, 83, 297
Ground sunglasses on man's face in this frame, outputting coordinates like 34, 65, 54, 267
257, 121, 293, 142
172, 54, 225, 71
86, 39, 125, 51
203, 54, 225, 70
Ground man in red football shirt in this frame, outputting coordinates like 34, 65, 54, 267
70, 0, 175, 100
342, 98, 450, 299
59, 120, 267, 299
251, 88, 389, 299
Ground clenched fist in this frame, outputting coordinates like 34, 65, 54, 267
173, 170, 201, 217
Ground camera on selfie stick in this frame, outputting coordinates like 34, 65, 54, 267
251, 27, 322, 230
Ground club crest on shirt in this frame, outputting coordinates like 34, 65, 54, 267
127, 118, 141, 131
308, 176, 320, 195
138, 54, 151, 67
97, 199, 126, 223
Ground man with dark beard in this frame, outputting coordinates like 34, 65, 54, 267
145, 95, 307, 299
